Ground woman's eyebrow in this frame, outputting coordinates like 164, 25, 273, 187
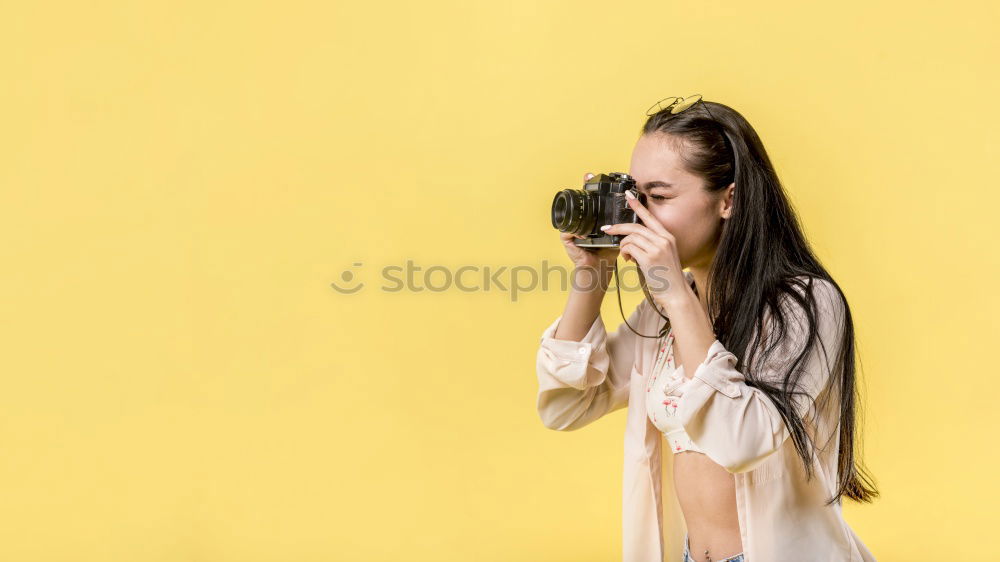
639, 181, 675, 189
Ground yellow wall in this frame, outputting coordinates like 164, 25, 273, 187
2, 0, 997, 560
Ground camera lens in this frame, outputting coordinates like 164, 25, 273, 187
551, 189, 596, 235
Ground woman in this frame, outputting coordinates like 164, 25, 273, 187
535, 97, 878, 562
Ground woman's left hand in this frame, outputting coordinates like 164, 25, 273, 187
600, 191, 693, 311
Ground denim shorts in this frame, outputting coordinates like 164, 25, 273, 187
682, 533, 745, 562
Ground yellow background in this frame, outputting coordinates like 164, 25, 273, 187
2, 0, 997, 560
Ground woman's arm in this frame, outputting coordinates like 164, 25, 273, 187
535, 265, 647, 431
666, 277, 845, 473
553, 265, 613, 340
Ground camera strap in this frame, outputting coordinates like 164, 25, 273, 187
615, 263, 671, 339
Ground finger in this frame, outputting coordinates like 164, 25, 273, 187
619, 242, 652, 270
601, 223, 666, 247
623, 192, 670, 237
620, 235, 657, 256
626, 245, 651, 267
583, 172, 594, 182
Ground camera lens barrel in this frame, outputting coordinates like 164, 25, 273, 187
550, 189, 596, 235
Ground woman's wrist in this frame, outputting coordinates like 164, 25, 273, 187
655, 284, 699, 315
572, 263, 615, 293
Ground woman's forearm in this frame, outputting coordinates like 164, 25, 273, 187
553, 265, 614, 341
661, 291, 717, 380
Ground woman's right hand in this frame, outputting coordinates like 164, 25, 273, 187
561, 173, 621, 271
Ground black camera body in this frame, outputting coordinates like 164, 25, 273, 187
550, 172, 646, 248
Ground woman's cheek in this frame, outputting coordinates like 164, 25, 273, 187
651, 210, 673, 230
658, 213, 682, 235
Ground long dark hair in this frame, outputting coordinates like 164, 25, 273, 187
640, 99, 879, 506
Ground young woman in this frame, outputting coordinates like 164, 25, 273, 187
535, 97, 878, 562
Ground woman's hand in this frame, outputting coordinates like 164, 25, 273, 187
600, 191, 692, 310
561, 173, 620, 272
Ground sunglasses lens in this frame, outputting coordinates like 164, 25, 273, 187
670, 95, 702, 114
648, 97, 679, 115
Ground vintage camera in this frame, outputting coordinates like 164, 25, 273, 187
550, 172, 646, 248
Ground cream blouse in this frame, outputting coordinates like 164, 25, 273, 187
535, 271, 877, 562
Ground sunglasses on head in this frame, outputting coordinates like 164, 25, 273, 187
645, 94, 707, 116
644, 93, 735, 165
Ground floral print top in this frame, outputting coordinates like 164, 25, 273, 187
644, 319, 706, 454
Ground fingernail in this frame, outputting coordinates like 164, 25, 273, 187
600, 225, 610, 231
624, 190, 636, 199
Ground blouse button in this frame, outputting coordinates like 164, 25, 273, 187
577, 347, 587, 355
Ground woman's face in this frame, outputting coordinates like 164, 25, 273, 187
627, 132, 734, 269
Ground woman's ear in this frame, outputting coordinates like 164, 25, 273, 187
720, 182, 735, 219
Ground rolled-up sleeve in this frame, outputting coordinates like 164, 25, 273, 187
535, 299, 648, 431
674, 278, 846, 473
